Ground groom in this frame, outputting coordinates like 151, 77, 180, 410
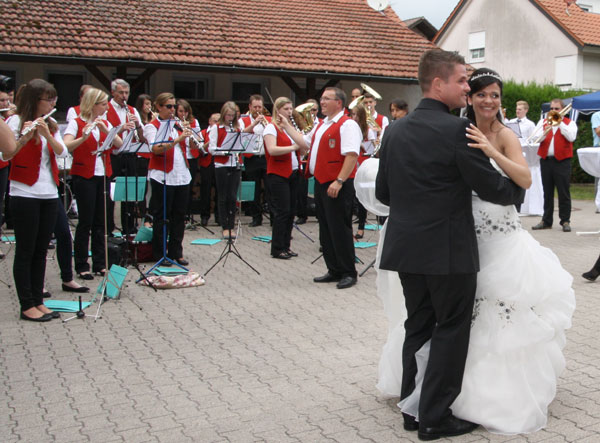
375, 49, 524, 440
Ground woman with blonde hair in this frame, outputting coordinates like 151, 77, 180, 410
64, 87, 123, 279
208, 101, 241, 239
263, 97, 307, 258
143, 92, 192, 265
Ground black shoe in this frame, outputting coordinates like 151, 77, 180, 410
20, 312, 53, 322
161, 260, 173, 267
583, 268, 600, 282
200, 217, 209, 227
532, 222, 552, 230
336, 276, 357, 289
43, 291, 51, 299
77, 272, 94, 280
286, 249, 298, 257
403, 413, 419, 432
62, 283, 90, 293
295, 217, 307, 225
49, 311, 61, 319
313, 272, 341, 283
249, 218, 262, 227
272, 251, 291, 260
418, 415, 478, 441
561, 222, 571, 232
176, 258, 189, 266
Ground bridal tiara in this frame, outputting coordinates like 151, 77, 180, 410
470, 72, 502, 82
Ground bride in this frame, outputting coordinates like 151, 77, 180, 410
362, 68, 575, 435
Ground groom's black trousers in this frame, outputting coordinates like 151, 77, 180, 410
398, 272, 477, 426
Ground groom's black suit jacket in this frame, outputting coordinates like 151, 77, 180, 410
376, 98, 524, 275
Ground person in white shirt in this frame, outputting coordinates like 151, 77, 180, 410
531, 99, 578, 232
288, 87, 362, 289
508, 100, 542, 216
4, 79, 69, 321
144, 93, 192, 265
65, 84, 92, 123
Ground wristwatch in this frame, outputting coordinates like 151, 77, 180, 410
336, 178, 344, 185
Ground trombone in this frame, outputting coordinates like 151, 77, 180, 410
526, 102, 572, 145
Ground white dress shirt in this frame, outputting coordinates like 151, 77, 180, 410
144, 121, 191, 186
208, 125, 238, 168
64, 118, 110, 176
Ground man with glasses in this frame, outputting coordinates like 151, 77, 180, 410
299, 87, 361, 289
532, 98, 578, 232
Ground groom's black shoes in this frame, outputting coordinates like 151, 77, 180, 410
402, 413, 419, 431
532, 222, 551, 230
313, 272, 341, 283
418, 415, 478, 441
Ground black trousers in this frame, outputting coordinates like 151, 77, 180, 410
398, 272, 477, 427
54, 199, 74, 282
186, 159, 199, 218
243, 155, 267, 219
540, 156, 571, 226
267, 171, 298, 256
199, 163, 217, 219
0, 166, 8, 231
356, 198, 367, 230
214, 167, 240, 231
113, 153, 139, 234
72, 175, 108, 273
11, 196, 58, 311
314, 179, 357, 278
136, 156, 150, 223
295, 171, 308, 218
149, 179, 189, 260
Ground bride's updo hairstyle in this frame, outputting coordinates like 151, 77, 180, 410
466, 68, 504, 124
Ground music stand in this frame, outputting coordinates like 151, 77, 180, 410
204, 131, 260, 276
140, 119, 189, 279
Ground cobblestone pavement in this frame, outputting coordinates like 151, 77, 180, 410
1, 200, 600, 443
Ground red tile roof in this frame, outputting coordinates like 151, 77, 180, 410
435, 0, 600, 47
0, 0, 436, 81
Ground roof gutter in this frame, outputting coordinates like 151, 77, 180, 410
0, 53, 418, 84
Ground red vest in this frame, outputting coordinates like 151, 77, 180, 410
265, 126, 299, 178
9, 133, 60, 186
308, 115, 357, 183
106, 102, 134, 128
148, 119, 188, 173
537, 117, 574, 161
73, 105, 81, 117
213, 126, 239, 165
198, 128, 213, 167
374, 113, 385, 129
71, 118, 112, 178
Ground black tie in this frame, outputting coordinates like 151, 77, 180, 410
517, 119, 522, 123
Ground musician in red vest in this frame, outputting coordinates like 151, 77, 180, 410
4, 79, 68, 321
198, 113, 219, 227
532, 98, 578, 232
64, 88, 124, 279
176, 99, 202, 224
143, 92, 193, 265
240, 94, 271, 227
208, 101, 241, 239
263, 97, 307, 259
294, 87, 361, 289
106, 79, 144, 235
363, 92, 389, 134
66, 84, 92, 123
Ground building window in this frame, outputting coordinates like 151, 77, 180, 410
232, 82, 262, 102
174, 78, 207, 100
469, 31, 485, 63
47, 72, 85, 120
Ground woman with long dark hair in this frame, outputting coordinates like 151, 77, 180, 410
4, 79, 67, 321
64, 87, 123, 279
176, 99, 202, 222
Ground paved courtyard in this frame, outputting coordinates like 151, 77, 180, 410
1, 200, 600, 442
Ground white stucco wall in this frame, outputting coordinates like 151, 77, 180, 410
437, 0, 581, 86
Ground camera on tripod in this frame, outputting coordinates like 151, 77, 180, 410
0, 75, 15, 93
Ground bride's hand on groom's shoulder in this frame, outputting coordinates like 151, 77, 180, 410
466, 124, 498, 160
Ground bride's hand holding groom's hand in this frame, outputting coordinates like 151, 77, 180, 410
466, 124, 499, 160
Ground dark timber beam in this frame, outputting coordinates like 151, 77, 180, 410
84, 64, 111, 90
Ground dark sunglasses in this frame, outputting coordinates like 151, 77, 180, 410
550, 107, 561, 111
163, 104, 177, 109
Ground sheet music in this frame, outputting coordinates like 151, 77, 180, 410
506, 121, 522, 138
213, 132, 262, 154
97, 125, 122, 154
153, 119, 175, 145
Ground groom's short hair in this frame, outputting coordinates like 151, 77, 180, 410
418, 49, 465, 93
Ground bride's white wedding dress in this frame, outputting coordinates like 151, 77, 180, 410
356, 159, 576, 435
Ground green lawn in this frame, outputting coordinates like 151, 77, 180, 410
571, 183, 595, 200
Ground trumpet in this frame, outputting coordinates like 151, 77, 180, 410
526, 102, 572, 145
20, 108, 57, 137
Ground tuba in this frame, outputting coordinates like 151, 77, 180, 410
295, 102, 315, 133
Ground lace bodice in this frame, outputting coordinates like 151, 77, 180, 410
472, 196, 521, 241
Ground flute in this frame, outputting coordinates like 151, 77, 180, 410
83, 118, 101, 136
20, 108, 57, 136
